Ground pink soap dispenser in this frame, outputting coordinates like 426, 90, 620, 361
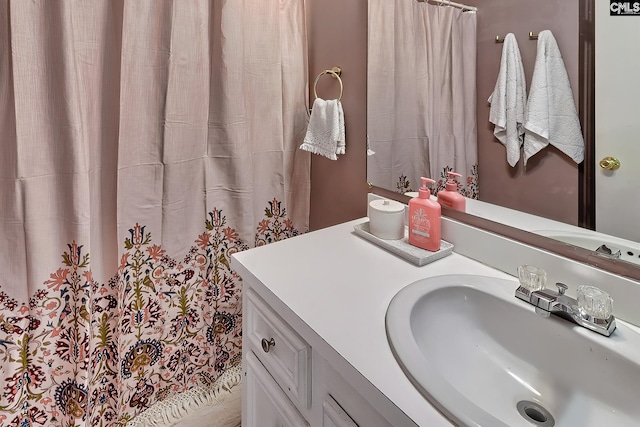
408, 177, 441, 252
437, 171, 466, 212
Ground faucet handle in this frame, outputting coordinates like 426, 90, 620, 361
555, 282, 568, 295
517, 265, 546, 292
577, 285, 613, 319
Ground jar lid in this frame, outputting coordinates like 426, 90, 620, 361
369, 199, 404, 214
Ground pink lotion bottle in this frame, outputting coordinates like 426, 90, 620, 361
408, 177, 441, 252
437, 171, 466, 212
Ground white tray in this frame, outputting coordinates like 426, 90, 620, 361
353, 221, 453, 266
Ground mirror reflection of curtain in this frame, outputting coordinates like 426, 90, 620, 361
368, 0, 478, 197
0, 0, 309, 425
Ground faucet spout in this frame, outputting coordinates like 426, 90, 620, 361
595, 244, 622, 259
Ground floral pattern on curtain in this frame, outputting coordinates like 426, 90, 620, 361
0, 0, 310, 426
0, 203, 299, 426
434, 164, 479, 199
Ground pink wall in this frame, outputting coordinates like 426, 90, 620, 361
307, 0, 368, 231
467, 0, 581, 225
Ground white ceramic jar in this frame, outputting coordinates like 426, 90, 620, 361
368, 199, 405, 240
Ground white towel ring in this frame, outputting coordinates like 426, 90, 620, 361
313, 67, 343, 101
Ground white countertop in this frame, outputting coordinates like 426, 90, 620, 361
232, 218, 518, 426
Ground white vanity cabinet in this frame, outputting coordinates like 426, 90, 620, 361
231, 218, 499, 427
232, 216, 640, 427
241, 287, 407, 427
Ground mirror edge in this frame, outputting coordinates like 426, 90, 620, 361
369, 185, 640, 282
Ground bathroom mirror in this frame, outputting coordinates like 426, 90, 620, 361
367, 0, 640, 280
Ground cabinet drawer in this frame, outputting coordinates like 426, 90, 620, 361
246, 290, 311, 408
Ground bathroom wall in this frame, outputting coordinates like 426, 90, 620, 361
307, 0, 368, 231
466, 0, 581, 225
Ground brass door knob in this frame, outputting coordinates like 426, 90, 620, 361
599, 157, 620, 170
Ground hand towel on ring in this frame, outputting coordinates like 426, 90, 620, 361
299, 98, 345, 160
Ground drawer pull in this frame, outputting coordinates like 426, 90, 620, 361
261, 337, 276, 353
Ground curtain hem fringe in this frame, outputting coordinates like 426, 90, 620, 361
126, 363, 243, 427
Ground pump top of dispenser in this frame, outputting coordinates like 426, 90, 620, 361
445, 172, 462, 192
419, 177, 435, 199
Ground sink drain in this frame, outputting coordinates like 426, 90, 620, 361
516, 400, 555, 426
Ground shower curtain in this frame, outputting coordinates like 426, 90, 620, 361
0, 1, 310, 426
368, 0, 478, 197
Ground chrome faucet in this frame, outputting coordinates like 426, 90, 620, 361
515, 265, 616, 337
595, 244, 622, 260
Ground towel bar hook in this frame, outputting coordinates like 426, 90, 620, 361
313, 66, 343, 101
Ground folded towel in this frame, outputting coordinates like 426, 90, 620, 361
488, 33, 527, 167
299, 98, 345, 160
524, 30, 584, 165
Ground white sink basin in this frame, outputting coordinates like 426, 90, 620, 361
535, 229, 640, 266
386, 274, 640, 427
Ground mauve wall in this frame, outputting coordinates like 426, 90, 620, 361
466, 0, 581, 225
307, 0, 368, 230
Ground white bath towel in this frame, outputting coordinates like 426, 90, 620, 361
524, 30, 584, 165
299, 98, 345, 160
488, 33, 527, 167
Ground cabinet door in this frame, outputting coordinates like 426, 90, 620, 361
323, 395, 359, 427
245, 351, 310, 427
